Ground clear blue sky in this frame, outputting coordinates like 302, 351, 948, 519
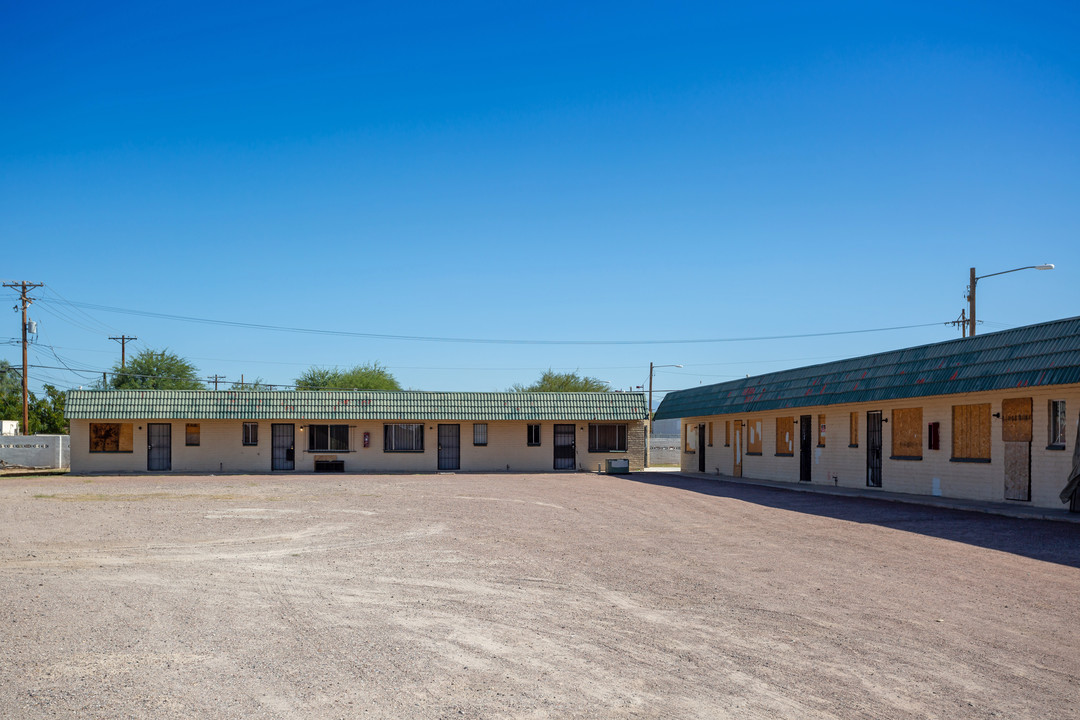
2, 1, 1077, 405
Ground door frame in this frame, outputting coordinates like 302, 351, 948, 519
799, 414, 812, 482
146, 423, 172, 471
866, 411, 882, 487
553, 424, 576, 470
438, 424, 461, 471
272, 423, 295, 471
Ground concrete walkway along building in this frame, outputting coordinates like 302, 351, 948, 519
64, 391, 648, 474
654, 316, 1080, 510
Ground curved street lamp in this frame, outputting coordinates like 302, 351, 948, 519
967, 264, 1054, 336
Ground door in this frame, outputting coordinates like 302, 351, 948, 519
438, 424, 460, 470
866, 411, 882, 487
272, 423, 295, 471
147, 423, 171, 471
553, 424, 576, 470
799, 414, 812, 482
1002, 397, 1032, 501
697, 424, 707, 472
732, 421, 743, 477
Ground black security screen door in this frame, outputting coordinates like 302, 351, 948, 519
800, 415, 812, 482
866, 411, 882, 487
147, 423, 171, 471
272, 424, 295, 471
554, 424, 575, 470
438, 424, 460, 470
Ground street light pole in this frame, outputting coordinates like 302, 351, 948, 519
647, 362, 682, 467
967, 264, 1054, 336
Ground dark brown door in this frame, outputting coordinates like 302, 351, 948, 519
866, 412, 882, 487
799, 415, 812, 482
698, 424, 706, 472
732, 421, 743, 477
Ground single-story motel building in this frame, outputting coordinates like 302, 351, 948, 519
64, 391, 647, 474
654, 316, 1080, 511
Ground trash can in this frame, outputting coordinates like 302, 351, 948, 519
605, 458, 630, 474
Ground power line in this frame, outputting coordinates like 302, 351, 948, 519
45, 298, 951, 346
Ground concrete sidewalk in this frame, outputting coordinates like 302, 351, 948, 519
642, 466, 1080, 523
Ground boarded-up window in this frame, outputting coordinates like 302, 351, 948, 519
186, 423, 200, 446
707, 422, 713, 446
724, 421, 731, 446
817, 414, 826, 447
775, 417, 794, 456
891, 408, 922, 459
849, 412, 858, 447
952, 404, 991, 461
747, 419, 763, 454
89, 423, 133, 453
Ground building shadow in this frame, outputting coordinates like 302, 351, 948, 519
622, 472, 1080, 569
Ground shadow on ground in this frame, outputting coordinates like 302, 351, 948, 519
623, 472, 1080, 569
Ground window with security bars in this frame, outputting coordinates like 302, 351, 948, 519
1049, 400, 1067, 449
243, 422, 258, 446
527, 424, 541, 446
589, 423, 627, 452
384, 423, 424, 452
308, 424, 349, 452
473, 423, 488, 446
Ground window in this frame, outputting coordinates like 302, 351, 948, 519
309, 424, 349, 452
952, 404, 991, 462
384, 423, 423, 452
817, 414, 826, 447
243, 422, 258, 446
707, 422, 713, 446
186, 423, 201, 446
1049, 400, 1067, 449
589, 423, 627, 452
684, 423, 697, 453
473, 423, 488, 446
747, 419, 762, 455
891, 408, 922, 460
89, 423, 133, 453
527, 424, 541, 446
849, 412, 859, 447
775, 417, 794, 456
724, 421, 730, 447
928, 422, 941, 450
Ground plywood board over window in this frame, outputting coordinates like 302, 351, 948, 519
952, 403, 991, 462
724, 420, 731, 447
849, 412, 859, 447
90, 423, 134, 453
891, 408, 922, 459
775, 417, 794, 456
747, 419, 763, 455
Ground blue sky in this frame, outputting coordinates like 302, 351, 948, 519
2, 1, 1077, 404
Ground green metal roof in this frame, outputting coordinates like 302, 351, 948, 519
65, 390, 648, 422
654, 316, 1080, 420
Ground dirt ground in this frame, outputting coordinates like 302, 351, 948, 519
1, 471, 1077, 719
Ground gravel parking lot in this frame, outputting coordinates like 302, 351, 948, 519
1, 471, 1078, 719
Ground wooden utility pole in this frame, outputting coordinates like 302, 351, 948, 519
4, 281, 44, 435
208, 374, 226, 390
109, 335, 137, 368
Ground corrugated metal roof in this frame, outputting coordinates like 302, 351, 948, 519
65, 390, 648, 422
654, 316, 1080, 420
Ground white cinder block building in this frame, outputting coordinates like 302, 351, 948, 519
654, 316, 1080, 511
65, 391, 647, 474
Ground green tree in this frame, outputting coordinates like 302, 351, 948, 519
511, 370, 611, 392
0, 361, 23, 423
29, 384, 67, 434
294, 362, 401, 391
110, 349, 204, 390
